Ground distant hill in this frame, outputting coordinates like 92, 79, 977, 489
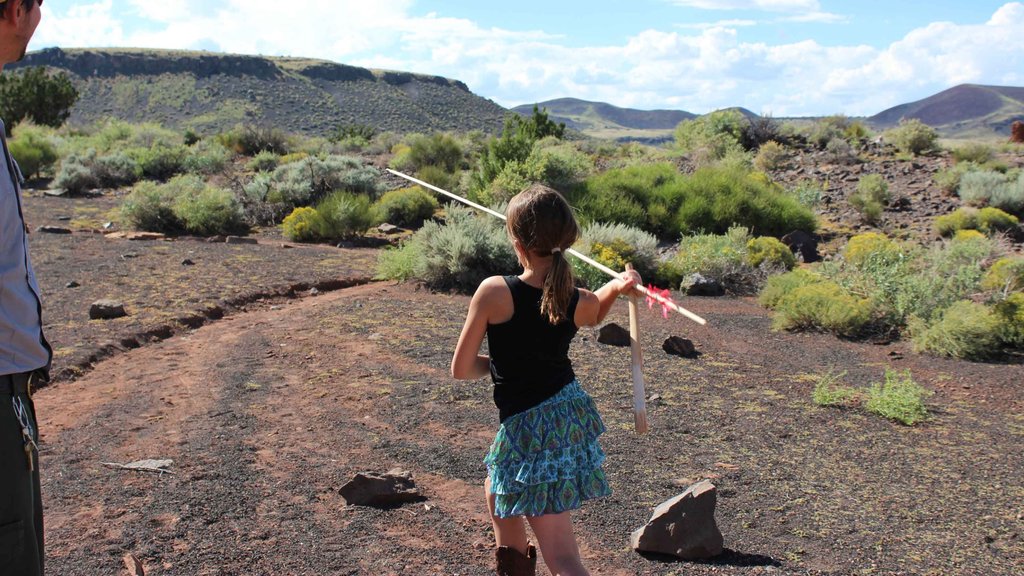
11, 47, 508, 136
512, 98, 696, 143
868, 84, 1024, 139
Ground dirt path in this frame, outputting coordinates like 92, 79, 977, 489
35, 282, 1024, 575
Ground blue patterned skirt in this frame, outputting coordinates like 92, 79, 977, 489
484, 380, 612, 518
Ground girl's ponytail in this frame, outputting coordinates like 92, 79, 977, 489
541, 247, 574, 324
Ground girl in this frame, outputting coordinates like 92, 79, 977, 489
451, 184, 640, 576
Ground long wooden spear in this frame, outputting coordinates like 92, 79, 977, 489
386, 168, 708, 326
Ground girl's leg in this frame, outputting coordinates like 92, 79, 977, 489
526, 511, 589, 576
485, 477, 530, 554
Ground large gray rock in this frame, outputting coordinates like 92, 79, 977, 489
89, 300, 127, 320
631, 480, 724, 560
681, 274, 724, 297
339, 468, 422, 507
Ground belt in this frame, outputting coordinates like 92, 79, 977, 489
0, 371, 42, 396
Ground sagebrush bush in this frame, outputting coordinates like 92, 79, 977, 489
247, 150, 279, 172
864, 369, 931, 425
746, 236, 796, 270
885, 118, 938, 156
981, 257, 1024, 293
952, 142, 994, 164
372, 186, 438, 228
282, 206, 326, 242
910, 300, 1002, 360
572, 222, 659, 290
893, 234, 996, 324
261, 155, 380, 208
415, 164, 457, 192
93, 152, 142, 188
662, 227, 769, 294
849, 174, 890, 224
183, 140, 231, 175
770, 281, 874, 337
8, 123, 58, 179
787, 179, 824, 209
375, 203, 517, 292
131, 144, 188, 181
673, 109, 745, 161
218, 124, 289, 155
120, 180, 181, 233
990, 170, 1024, 215
753, 140, 788, 171
173, 185, 247, 236
758, 268, 825, 309
957, 169, 1024, 214
935, 206, 1019, 236
994, 292, 1024, 347
53, 154, 99, 195
316, 191, 374, 239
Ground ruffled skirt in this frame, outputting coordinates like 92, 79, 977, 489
484, 380, 611, 518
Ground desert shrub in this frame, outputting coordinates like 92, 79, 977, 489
989, 171, 1024, 215
910, 300, 1001, 360
120, 180, 184, 233
662, 227, 767, 293
93, 152, 142, 188
183, 140, 231, 175
261, 155, 379, 208
934, 207, 1019, 236
281, 206, 326, 242
130, 144, 188, 181
953, 229, 986, 242
405, 132, 464, 173
864, 369, 931, 425
958, 170, 1012, 207
470, 108, 563, 197
746, 236, 796, 270
933, 163, 975, 195
218, 124, 289, 155
279, 152, 308, 165
8, 123, 58, 178
480, 141, 593, 206
994, 292, 1024, 347
741, 115, 784, 150
571, 222, 659, 290
247, 150, 279, 172
673, 109, 745, 162
812, 370, 857, 407
753, 140, 787, 171
849, 174, 890, 224
375, 203, 517, 292
415, 164, 457, 192
183, 128, 200, 146
770, 280, 874, 337
787, 179, 824, 209
952, 142, 994, 164
372, 186, 438, 228
825, 137, 857, 164
806, 115, 854, 149
126, 123, 182, 150
885, 118, 938, 156
173, 185, 247, 236
315, 191, 374, 239
53, 153, 99, 195
758, 268, 825, 309
894, 234, 996, 323
843, 232, 902, 268
981, 257, 1024, 293
0, 67, 78, 135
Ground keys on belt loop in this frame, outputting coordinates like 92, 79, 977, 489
12, 396, 38, 472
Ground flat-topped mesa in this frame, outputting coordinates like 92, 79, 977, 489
12, 47, 283, 80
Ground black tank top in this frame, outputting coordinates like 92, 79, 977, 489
487, 275, 579, 422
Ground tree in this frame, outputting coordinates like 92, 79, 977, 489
470, 106, 565, 197
0, 67, 78, 136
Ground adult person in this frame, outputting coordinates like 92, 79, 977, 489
0, 0, 48, 574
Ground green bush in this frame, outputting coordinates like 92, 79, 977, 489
753, 140, 788, 171
183, 140, 231, 175
771, 280, 874, 337
405, 132, 464, 173
990, 170, 1024, 215
663, 227, 769, 294
375, 203, 517, 292
8, 124, 58, 179
933, 163, 974, 195
746, 236, 796, 270
812, 370, 857, 407
261, 155, 380, 208
981, 257, 1024, 293
958, 170, 1012, 207
316, 191, 374, 239
247, 150, 279, 172
864, 369, 931, 425
372, 186, 438, 228
53, 155, 99, 195
910, 300, 1001, 360
173, 185, 247, 236
572, 222, 659, 290
415, 164, 457, 192
131, 144, 188, 181
0, 67, 78, 135
218, 124, 289, 155
281, 206, 326, 242
806, 115, 852, 149
935, 206, 1019, 236
849, 174, 890, 224
885, 118, 938, 156
758, 268, 825, 309
673, 109, 745, 162
787, 179, 824, 209
952, 142, 994, 164
843, 232, 904, 268
994, 292, 1024, 347
470, 108, 563, 197
120, 180, 183, 233
93, 152, 142, 188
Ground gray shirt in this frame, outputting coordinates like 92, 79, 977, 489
0, 119, 50, 376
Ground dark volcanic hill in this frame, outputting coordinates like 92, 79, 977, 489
11, 47, 508, 136
868, 84, 1024, 138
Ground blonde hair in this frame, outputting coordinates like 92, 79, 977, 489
506, 184, 580, 324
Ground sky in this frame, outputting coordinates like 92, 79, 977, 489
31, 1, 1024, 117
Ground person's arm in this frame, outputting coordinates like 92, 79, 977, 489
451, 276, 506, 380
575, 269, 642, 327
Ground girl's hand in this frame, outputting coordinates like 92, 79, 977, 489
618, 268, 642, 297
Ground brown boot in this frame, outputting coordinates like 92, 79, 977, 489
495, 544, 537, 576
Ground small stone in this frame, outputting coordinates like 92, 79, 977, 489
225, 236, 257, 245
597, 323, 631, 347
378, 223, 400, 234
339, 469, 422, 507
36, 225, 72, 234
89, 300, 128, 320
206, 235, 226, 243
181, 259, 195, 266
65, 281, 80, 288
102, 222, 114, 229
120, 253, 139, 259
663, 336, 699, 358
57, 216, 72, 221
309, 287, 320, 296
680, 273, 724, 297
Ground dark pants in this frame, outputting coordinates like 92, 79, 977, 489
0, 373, 43, 576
